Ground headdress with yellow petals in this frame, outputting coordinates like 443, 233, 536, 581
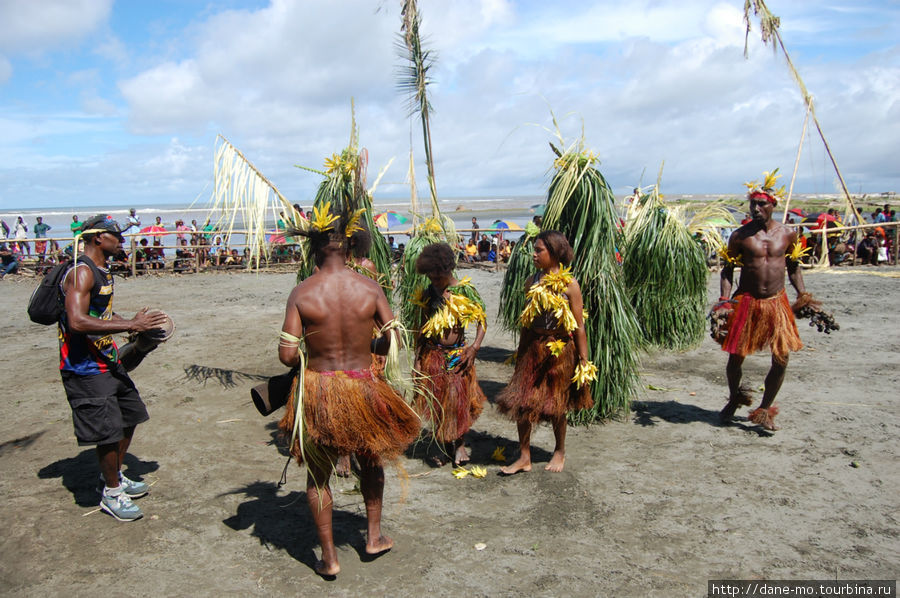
744, 168, 786, 205
310, 201, 340, 233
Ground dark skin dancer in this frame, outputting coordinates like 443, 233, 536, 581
415, 270, 486, 467
334, 253, 377, 478
719, 194, 808, 430
499, 238, 588, 474
63, 232, 167, 491
279, 238, 395, 577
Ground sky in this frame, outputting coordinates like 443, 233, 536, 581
0, 0, 898, 210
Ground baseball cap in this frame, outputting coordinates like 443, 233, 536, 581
81, 214, 125, 240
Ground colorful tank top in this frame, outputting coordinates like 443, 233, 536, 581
58, 257, 119, 374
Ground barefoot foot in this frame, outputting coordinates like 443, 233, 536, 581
718, 403, 739, 425
428, 453, 449, 467
314, 559, 340, 577
453, 444, 470, 467
366, 535, 394, 555
499, 455, 531, 475
335, 455, 351, 478
544, 451, 565, 472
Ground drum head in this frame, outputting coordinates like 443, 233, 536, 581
139, 309, 175, 344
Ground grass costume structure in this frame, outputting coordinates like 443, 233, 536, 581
499, 134, 641, 420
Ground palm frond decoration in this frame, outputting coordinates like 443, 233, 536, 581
623, 184, 709, 350
397, 0, 441, 222
396, 217, 451, 329
394, 1, 461, 326
686, 201, 736, 255
209, 135, 297, 270
527, 126, 642, 420
293, 106, 394, 299
498, 221, 539, 332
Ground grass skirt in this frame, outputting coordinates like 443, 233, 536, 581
496, 334, 593, 424
278, 367, 420, 464
414, 343, 486, 443
720, 290, 802, 364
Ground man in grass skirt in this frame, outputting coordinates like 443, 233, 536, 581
277, 205, 419, 577
714, 171, 821, 431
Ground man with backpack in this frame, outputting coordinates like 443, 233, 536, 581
58, 215, 167, 521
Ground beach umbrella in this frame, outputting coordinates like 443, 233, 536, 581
140, 225, 167, 238
492, 219, 523, 231
374, 211, 409, 229
816, 213, 838, 226
530, 204, 546, 216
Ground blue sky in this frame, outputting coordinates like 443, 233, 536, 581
1, 0, 898, 210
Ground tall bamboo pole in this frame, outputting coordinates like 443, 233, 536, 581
745, 0, 863, 226
782, 104, 811, 223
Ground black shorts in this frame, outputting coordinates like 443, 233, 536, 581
61, 367, 149, 446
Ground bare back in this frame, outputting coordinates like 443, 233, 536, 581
280, 265, 392, 372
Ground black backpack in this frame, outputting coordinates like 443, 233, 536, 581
27, 257, 99, 325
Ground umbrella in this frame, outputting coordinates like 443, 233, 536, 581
374, 211, 409, 229
801, 214, 840, 231
140, 225, 167, 238
787, 208, 806, 217
492, 220, 523, 231
530, 204, 546, 217
268, 233, 286, 244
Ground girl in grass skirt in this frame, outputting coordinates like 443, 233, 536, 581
497, 231, 595, 474
412, 243, 487, 467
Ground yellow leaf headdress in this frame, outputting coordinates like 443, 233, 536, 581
345, 208, 366, 238
310, 201, 340, 233
744, 168, 786, 204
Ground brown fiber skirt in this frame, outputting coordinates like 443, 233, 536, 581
720, 290, 802, 364
278, 367, 420, 464
496, 333, 593, 424
414, 343, 486, 443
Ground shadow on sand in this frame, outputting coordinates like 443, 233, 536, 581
632, 400, 775, 436
38, 450, 159, 507
475, 345, 515, 365
221, 480, 371, 577
0, 430, 47, 457
405, 428, 552, 468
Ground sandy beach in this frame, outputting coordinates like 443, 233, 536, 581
1, 265, 898, 596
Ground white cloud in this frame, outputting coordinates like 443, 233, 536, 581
2, 0, 899, 209
0, 0, 113, 53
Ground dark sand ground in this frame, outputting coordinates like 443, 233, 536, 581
1, 265, 897, 597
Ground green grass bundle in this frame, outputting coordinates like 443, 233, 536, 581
623, 187, 708, 350
295, 142, 393, 302
497, 228, 537, 332
396, 217, 453, 329
542, 142, 643, 421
